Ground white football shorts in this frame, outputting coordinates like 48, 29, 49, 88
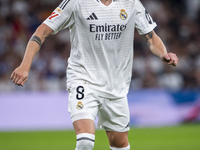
67, 81, 130, 132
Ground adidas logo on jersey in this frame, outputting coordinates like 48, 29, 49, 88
87, 13, 98, 20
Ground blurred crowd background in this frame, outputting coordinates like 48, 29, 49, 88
0, 0, 200, 92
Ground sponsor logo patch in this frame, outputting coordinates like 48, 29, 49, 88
87, 12, 98, 20
56, 7, 63, 13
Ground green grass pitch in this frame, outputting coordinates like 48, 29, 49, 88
0, 124, 200, 150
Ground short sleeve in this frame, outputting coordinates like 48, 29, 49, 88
43, 0, 78, 35
134, 0, 157, 35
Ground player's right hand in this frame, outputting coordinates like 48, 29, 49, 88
161, 53, 178, 67
10, 67, 29, 87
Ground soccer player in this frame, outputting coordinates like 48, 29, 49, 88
10, 0, 178, 149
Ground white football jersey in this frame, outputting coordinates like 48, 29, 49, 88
43, 0, 157, 98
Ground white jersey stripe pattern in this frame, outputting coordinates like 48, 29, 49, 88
44, 0, 157, 99
59, 0, 71, 10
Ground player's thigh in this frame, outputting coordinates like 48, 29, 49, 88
98, 96, 130, 132
68, 81, 99, 121
106, 131, 129, 147
73, 119, 95, 135
68, 81, 99, 135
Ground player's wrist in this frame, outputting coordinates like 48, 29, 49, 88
160, 52, 168, 59
19, 63, 31, 72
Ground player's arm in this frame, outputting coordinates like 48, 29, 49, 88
10, 23, 53, 86
142, 30, 178, 66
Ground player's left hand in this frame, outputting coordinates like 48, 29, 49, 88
161, 53, 178, 67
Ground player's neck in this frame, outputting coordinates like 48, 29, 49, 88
100, 0, 112, 6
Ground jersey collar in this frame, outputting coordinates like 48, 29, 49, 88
96, 0, 116, 3
96, 0, 116, 8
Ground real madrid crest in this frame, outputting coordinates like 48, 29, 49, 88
120, 9, 128, 20
77, 102, 84, 110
